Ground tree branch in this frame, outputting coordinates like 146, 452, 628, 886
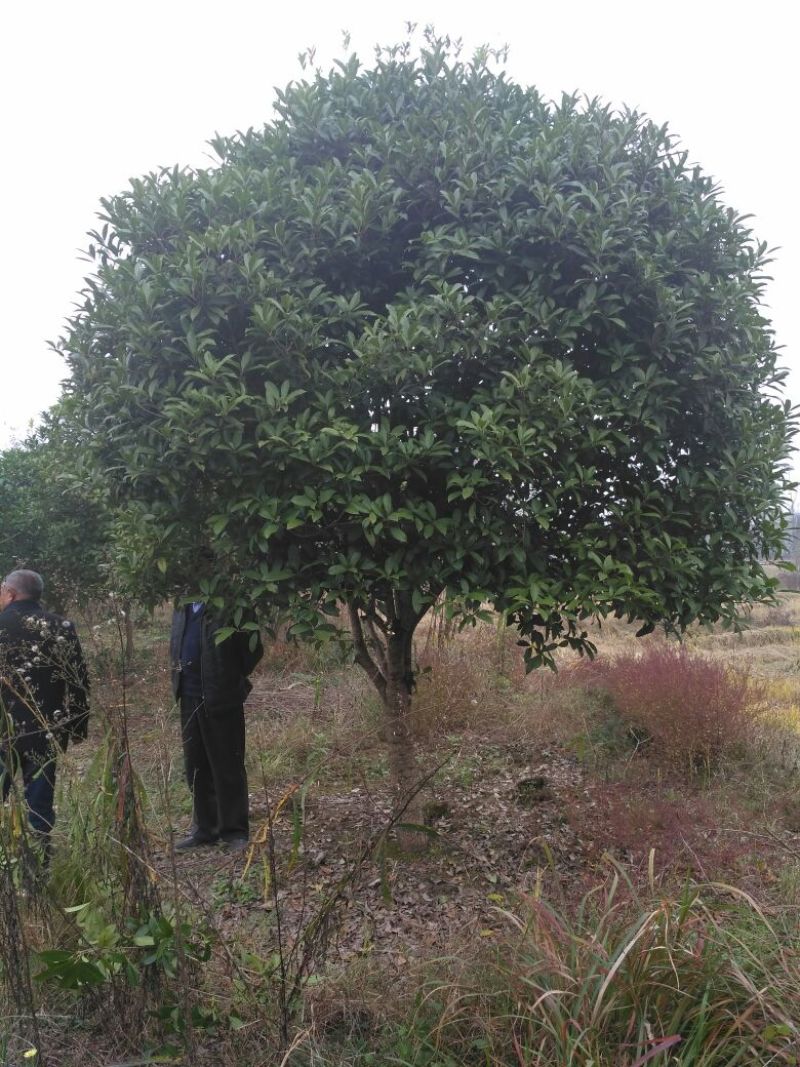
348, 603, 386, 699
363, 614, 388, 679
364, 597, 389, 635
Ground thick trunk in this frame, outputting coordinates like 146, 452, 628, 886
348, 602, 424, 826
384, 632, 419, 814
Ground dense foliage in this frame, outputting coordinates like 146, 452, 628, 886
58, 36, 793, 787
0, 417, 110, 612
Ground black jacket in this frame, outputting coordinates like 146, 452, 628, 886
169, 607, 263, 713
0, 599, 90, 748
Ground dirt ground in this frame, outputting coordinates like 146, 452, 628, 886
138, 638, 800, 987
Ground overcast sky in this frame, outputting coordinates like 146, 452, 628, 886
2, 1, 796, 476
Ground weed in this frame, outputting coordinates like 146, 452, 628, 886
212, 868, 264, 907
586, 645, 767, 774
33, 902, 212, 991
389, 865, 800, 1066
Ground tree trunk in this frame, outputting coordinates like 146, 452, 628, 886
384, 631, 420, 818
348, 601, 426, 832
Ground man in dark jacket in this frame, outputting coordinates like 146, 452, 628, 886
170, 602, 263, 850
0, 569, 90, 843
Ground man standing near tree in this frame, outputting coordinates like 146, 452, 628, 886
170, 601, 263, 851
0, 569, 90, 850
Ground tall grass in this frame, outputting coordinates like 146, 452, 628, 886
384, 864, 800, 1066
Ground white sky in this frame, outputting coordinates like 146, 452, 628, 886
2, 1, 796, 477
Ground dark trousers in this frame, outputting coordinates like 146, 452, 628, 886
179, 694, 249, 840
0, 735, 57, 837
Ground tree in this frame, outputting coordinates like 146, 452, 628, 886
0, 416, 111, 616
59, 35, 794, 800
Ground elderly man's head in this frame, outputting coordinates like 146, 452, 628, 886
0, 569, 44, 610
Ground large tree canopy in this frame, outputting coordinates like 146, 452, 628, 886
60, 37, 793, 792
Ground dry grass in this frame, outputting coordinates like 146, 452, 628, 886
6, 593, 800, 1064
411, 626, 522, 738
393, 869, 800, 1066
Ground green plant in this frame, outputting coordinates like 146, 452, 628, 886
59, 32, 792, 808
0, 424, 111, 616
212, 869, 263, 907
33, 902, 212, 991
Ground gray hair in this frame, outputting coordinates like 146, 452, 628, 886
3, 569, 44, 601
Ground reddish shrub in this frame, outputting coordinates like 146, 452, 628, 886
590, 645, 765, 771
575, 779, 780, 885
586, 783, 715, 872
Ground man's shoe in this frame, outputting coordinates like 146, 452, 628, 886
175, 831, 219, 851
222, 835, 250, 852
